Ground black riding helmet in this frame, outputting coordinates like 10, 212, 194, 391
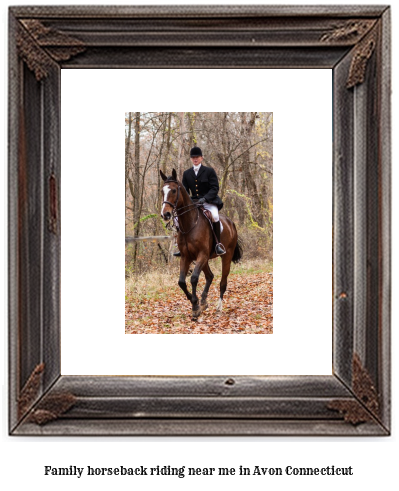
190, 146, 202, 157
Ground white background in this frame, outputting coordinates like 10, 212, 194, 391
1, 1, 397, 491
61, 68, 332, 376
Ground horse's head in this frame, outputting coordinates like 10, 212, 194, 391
160, 168, 181, 221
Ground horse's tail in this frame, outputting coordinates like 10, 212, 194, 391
232, 234, 243, 264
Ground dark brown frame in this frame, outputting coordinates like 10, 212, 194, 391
9, 5, 391, 436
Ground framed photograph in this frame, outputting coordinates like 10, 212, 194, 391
124, 110, 274, 336
9, 5, 391, 435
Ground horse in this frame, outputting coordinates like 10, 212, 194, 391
160, 168, 243, 320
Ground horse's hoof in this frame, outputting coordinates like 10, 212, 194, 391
200, 302, 208, 312
192, 307, 201, 319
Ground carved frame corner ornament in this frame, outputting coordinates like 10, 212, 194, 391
320, 19, 376, 43
346, 27, 379, 88
327, 354, 380, 425
320, 18, 379, 88
17, 19, 85, 81
9, 5, 391, 436
17, 363, 45, 419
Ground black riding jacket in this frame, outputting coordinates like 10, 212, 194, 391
182, 165, 223, 210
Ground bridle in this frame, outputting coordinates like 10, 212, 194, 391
162, 179, 200, 234
162, 179, 181, 209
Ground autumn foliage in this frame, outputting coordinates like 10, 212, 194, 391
125, 265, 273, 334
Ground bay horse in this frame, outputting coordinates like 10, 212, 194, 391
160, 168, 243, 319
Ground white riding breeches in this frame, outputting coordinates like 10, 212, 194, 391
174, 202, 223, 232
202, 203, 223, 233
203, 202, 219, 222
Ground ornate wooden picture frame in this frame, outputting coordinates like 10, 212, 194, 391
9, 5, 391, 435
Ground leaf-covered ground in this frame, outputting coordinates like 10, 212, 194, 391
125, 271, 273, 334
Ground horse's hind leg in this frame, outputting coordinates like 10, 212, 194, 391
178, 256, 193, 302
200, 262, 214, 311
217, 254, 232, 312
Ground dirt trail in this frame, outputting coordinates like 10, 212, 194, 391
125, 272, 273, 334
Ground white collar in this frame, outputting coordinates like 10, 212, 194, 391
193, 163, 202, 174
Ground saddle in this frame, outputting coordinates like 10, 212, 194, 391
199, 206, 219, 246
200, 206, 214, 223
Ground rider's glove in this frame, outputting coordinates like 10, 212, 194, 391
198, 198, 206, 204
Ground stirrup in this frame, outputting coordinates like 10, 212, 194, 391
173, 251, 181, 257
215, 243, 226, 255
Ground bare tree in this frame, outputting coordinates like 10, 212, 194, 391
125, 111, 132, 213
177, 112, 185, 179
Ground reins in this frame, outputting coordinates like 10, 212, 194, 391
162, 179, 200, 234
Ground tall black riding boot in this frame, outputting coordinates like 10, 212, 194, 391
213, 221, 226, 255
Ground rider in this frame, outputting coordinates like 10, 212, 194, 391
174, 146, 226, 256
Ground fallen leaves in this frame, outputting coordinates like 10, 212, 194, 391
125, 272, 273, 334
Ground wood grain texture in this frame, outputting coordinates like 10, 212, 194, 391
333, 52, 355, 385
18, 64, 44, 398
15, 418, 386, 437
12, 17, 379, 48
379, 7, 391, 432
363, 25, 381, 397
54, 375, 350, 398
332, 17, 390, 435
8, 5, 391, 436
41, 60, 61, 392
10, 5, 389, 18
60, 46, 349, 69
8, 9, 20, 431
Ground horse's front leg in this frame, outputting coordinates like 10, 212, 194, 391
190, 257, 207, 319
178, 256, 192, 302
200, 262, 214, 311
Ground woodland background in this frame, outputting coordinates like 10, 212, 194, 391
125, 111, 273, 273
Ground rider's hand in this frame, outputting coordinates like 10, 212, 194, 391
198, 198, 206, 204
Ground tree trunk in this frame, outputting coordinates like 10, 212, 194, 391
154, 112, 173, 234
133, 112, 141, 264
219, 112, 230, 200
188, 112, 197, 148
125, 112, 132, 229
241, 112, 264, 227
162, 112, 172, 174
177, 112, 185, 179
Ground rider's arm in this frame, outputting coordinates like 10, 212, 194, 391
203, 168, 219, 202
